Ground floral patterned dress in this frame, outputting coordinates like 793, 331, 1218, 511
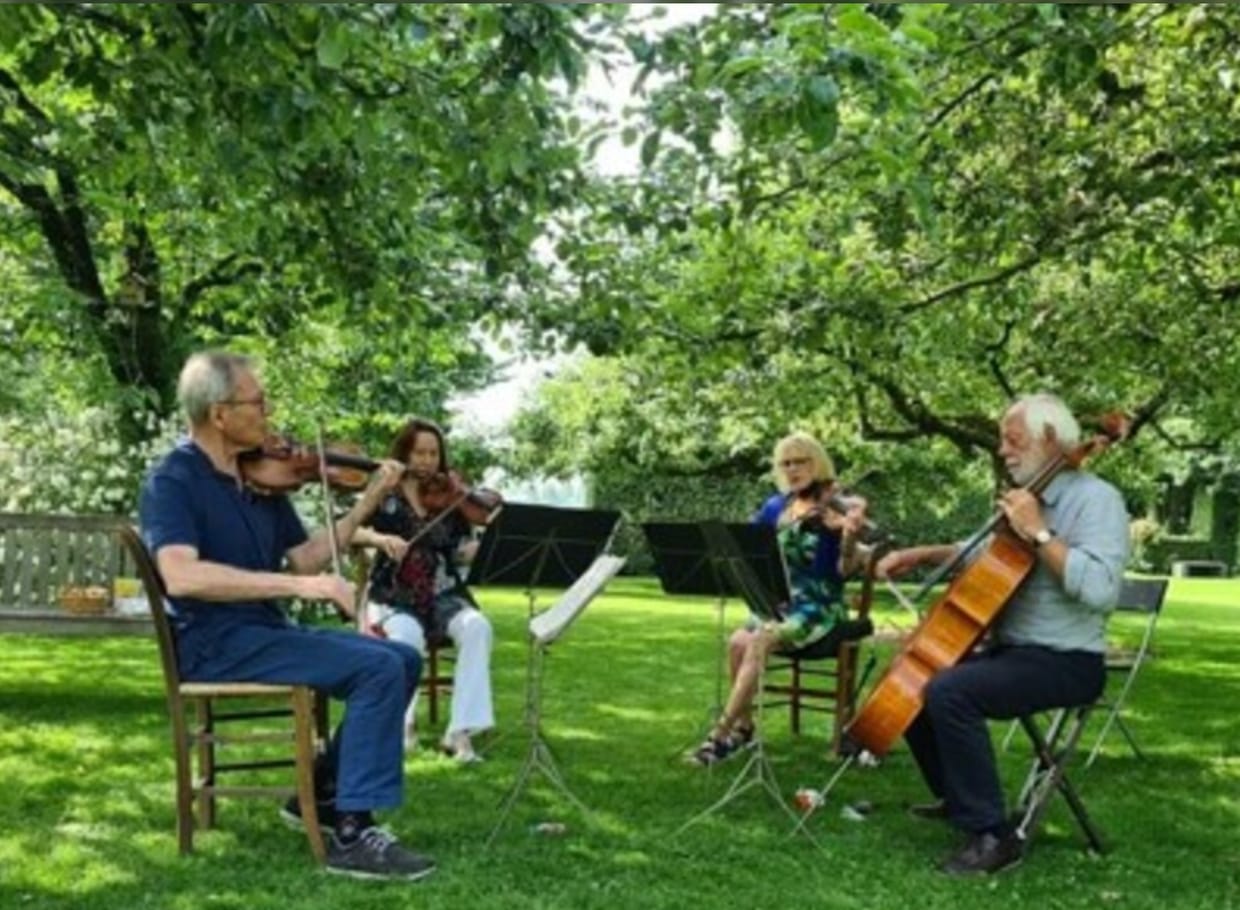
752, 491, 846, 649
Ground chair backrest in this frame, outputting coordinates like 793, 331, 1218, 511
1115, 578, 1168, 615
1106, 577, 1168, 672
116, 525, 184, 699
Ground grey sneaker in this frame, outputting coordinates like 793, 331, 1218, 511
279, 795, 337, 834
326, 827, 436, 882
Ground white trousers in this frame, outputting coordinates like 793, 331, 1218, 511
369, 603, 495, 736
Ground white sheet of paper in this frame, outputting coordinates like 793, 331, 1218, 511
529, 554, 626, 646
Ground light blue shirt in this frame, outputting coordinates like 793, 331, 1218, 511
992, 470, 1130, 653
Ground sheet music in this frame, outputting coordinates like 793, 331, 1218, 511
529, 554, 627, 646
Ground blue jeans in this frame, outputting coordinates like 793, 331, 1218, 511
904, 645, 1105, 834
183, 623, 421, 812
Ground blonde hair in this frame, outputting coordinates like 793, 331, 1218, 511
771, 432, 836, 493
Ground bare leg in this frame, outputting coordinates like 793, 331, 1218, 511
717, 627, 779, 737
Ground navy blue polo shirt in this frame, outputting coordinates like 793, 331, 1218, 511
138, 438, 308, 671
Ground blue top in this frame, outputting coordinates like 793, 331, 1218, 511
138, 438, 308, 672
752, 491, 846, 646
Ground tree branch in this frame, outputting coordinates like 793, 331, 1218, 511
180, 253, 265, 310
899, 222, 1120, 316
0, 165, 106, 306
850, 360, 996, 455
918, 72, 996, 143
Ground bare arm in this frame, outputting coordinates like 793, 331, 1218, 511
353, 525, 410, 563
285, 460, 405, 574
875, 544, 960, 580
157, 545, 356, 616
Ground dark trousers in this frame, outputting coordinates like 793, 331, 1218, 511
904, 645, 1105, 834
185, 624, 421, 812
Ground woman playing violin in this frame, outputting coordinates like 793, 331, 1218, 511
353, 417, 498, 762
691, 431, 871, 766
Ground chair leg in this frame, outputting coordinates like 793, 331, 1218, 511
832, 648, 856, 756
1085, 703, 1145, 768
196, 698, 217, 830
171, 701, 195, 855
428, 646, 440, 727
1016, 709, 1106, 854
789, 659, 802, 735
291, 688, 327, 864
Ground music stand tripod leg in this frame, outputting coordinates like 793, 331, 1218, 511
674, 653, 802, 837
486, 639, 592, 847
788, 752, 856, 841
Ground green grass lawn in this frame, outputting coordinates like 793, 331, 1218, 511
1, 576, 1237, 909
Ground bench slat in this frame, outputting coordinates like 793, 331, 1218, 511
0, 514, 133, 634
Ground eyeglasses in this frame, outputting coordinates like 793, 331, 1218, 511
221, 395, 270, 412
779, 457, 812, 469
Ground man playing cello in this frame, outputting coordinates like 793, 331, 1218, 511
876, 393, 1129, 875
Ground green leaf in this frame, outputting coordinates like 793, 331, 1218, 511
900, 22, 939, 49
806, 74, 840, 108
835, 7, 889, 41
316, 22, 350, 70
640, 130, 661, 167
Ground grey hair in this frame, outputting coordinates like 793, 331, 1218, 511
177, 352, 252, 425
1012, 392, 1081, 449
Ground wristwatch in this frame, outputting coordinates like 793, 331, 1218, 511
1033, 528, 1055, 548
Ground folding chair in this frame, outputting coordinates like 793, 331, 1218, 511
1085, 577, 1168, 767
1011, 705, 1107, 855
118, 526, 329, 862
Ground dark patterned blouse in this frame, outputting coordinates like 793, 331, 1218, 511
365, 491, 473, 620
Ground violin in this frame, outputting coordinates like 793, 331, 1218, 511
238, 434, 392, 495
795, 481, 883, 543
415, 470, 503, 527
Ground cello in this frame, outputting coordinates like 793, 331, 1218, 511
845, 413, 1128, 758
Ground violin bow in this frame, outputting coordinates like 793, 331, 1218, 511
315, 425, 357, 630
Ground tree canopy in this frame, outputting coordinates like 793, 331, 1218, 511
2, 4, 1237, 539
507, 4, 1239, 531
0, 2, 619, 447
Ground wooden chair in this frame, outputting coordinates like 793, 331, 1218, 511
118, 526, 328, 862
762, 554, 881, 755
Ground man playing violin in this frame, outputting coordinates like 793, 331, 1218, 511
690, 431, 871, 766
353, 417, 500, 763
876, 393, 1129, 876
139, 351, 435, 882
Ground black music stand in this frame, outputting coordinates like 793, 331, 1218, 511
473, 504, 621, 846
675, 521, 806, 838
468, 503, 621, 607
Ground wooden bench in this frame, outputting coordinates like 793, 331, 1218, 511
0, 513, 152, 636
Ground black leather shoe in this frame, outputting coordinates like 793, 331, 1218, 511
907, 799, 949, 820
939, 831, 1025, 876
